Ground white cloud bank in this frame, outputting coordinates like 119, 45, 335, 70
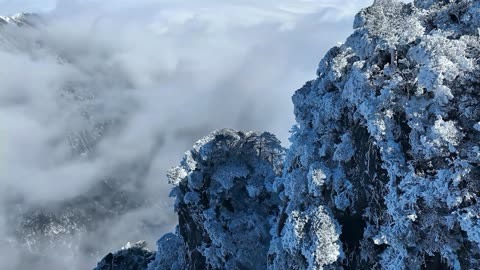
0, 0, 386, 269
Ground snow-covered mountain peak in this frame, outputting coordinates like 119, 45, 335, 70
0, 13, 38, 26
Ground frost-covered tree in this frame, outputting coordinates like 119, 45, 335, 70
147, 233, 186, 270
148, 129, 284, 270
269, 0, 480, 269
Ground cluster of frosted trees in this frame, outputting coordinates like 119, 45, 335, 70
96, 0, 480, 269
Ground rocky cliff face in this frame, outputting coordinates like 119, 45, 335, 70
271, 0, 480, 269
98, 0, 480, 269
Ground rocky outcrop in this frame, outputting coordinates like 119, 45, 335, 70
150, 129, 284, 269
94, 241, 155, 270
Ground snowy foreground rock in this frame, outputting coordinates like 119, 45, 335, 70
96, 0, 480, 269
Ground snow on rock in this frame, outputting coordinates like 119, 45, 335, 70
93, 241, 155, 270
168, 129, 284, 269
270, 0, 480, 269
148, 129, 284, 270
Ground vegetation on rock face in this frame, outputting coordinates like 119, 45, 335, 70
96, 0, 480, 269
157, 129, 284, 270
270, 0, 480, 269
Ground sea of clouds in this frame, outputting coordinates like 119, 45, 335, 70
0, 0, 390, 269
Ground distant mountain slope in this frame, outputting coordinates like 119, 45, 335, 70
0, 13, 173, 270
